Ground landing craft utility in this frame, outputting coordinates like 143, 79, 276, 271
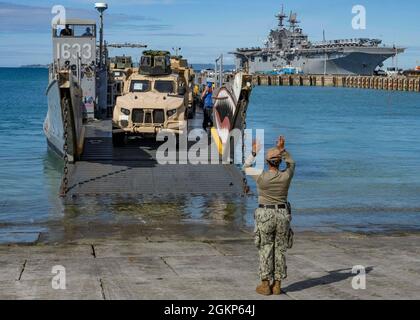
43, 4, 253, 198
45, 19, 96, 160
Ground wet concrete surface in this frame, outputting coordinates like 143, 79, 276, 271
0, 222, 419, 299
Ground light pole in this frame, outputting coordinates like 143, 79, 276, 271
95, 2, 108, 68
215, 54, 223, 87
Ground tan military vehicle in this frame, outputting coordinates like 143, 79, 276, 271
112, 50, 188, 146
170, 56, 197, 119
109, 56, 135, 96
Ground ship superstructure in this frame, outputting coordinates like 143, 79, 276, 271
233, 6, 405, 75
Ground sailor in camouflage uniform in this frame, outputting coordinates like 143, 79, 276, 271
243, 136, 295, 295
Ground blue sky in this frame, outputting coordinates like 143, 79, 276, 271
0, 0, 419, 67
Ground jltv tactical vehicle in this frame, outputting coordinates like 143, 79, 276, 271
170, 56, 197, 119
112, 51, 188, 146
109, 56, 136, 97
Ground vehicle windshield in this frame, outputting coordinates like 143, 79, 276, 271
130, 80, 151, 92
154, 80, 174, 93
141, 56, 151, 67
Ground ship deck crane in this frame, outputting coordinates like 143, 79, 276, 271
106, 42, 148, 49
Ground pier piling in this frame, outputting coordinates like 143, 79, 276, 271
253, 74, 420, 93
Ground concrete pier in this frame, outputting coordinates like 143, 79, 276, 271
253, 75, 420, 93
1, 227, 419, 299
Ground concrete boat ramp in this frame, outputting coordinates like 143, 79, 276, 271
1, 228, 419, 299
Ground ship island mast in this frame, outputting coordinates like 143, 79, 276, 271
288, 11, 300, 32
275, 5, 287, 28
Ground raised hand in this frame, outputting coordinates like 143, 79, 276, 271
252, 139, 262, 154
276, 136, 285, 152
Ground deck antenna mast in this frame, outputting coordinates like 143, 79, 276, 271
288, 11, 299, 32
275, 5, 287, 28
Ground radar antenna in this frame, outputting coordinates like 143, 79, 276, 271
288, 11, 300, 32
275, 5, 287, 28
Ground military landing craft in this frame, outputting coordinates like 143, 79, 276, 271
45, 19, 97, 160
44, 4, 253, 199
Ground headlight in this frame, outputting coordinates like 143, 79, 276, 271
167, 109, 177, 117
121, 108, 130, 115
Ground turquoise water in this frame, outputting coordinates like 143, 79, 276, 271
1, 67, 420, 240
0, 68, 62, 236
247, 85, 420, 233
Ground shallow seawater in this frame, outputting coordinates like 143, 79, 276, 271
1, 67, 420, 240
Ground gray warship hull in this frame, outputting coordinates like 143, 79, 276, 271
233, 7, 405, 76
238, 48, 403, 76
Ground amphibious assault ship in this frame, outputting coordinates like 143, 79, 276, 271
233, 7, 405, 75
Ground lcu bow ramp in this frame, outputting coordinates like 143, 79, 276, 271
64, 114, 247, 198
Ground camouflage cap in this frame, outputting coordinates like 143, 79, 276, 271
265, 147, 282, 161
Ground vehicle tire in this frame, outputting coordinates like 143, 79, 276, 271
193, 99, 198, 115
112, 132, 125, 147
187, 107, 194, 119
189, 101, 197, 119
175, 134, 180, 149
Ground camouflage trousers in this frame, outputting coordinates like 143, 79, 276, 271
254, 207, 292, 281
